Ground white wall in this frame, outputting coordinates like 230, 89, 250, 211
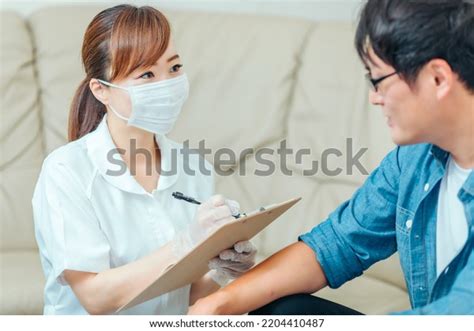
0, 0, 364, 22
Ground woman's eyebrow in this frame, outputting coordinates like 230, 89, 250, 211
167, 54, 180, 62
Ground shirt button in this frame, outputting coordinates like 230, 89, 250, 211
444, 267, 449, 274
414, 234, 420, 240
419, 286, 425, 291
424, 183, 430, 192
405, 219, 413, 229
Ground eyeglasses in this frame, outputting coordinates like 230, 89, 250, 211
365, 71, 398, 92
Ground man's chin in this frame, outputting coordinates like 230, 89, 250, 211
390, 127, 412, 146
390, 130, 419, 146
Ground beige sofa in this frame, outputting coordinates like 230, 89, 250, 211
0, 6, 411, 314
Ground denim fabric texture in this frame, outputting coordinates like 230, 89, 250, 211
300, 144, 474, 314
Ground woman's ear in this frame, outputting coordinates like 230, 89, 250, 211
89, 78, 109, 105
427, 59, 454, 101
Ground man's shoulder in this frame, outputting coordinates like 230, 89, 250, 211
377, 143, 434, 178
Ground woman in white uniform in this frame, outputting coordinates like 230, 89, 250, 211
32, 4, 256, 315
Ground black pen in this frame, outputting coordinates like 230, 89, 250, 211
172, 191, 201, 205
172, 191, 242, 218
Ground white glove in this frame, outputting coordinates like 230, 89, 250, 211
208, 240, 257, 286
172, 195, 240, 259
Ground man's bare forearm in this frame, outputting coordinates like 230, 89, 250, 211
190, 242, 327, 315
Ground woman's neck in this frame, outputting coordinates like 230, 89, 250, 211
106, 116, 160, 172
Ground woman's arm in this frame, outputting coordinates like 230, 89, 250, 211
64, 241, 177, 315
190, 272, 220, 306
64, 194, 240, 315
188, 242, 327, 315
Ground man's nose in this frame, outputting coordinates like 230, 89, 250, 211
368, 89, 383, 106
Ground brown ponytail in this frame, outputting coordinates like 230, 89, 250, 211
68, 4, 171, 141
68, 78, 106, 141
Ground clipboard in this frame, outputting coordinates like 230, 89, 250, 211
116, 197, 301, 312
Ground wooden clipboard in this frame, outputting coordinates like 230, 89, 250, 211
116, 197, 301, 312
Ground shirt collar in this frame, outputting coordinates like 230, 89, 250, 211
462, 173, 474, 196
86, 115, 179, 195
430, 144, 450, 167
430, 144, 474, 197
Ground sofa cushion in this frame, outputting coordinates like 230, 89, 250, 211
0, 251, 45, 314
28, 6, 313, 161
167, 11, 313, 158
0, 11, 44, 250
286, 22, 394, 185
283, 22, 403, 294
27, 6, 107, 154
317, 273, 410, 314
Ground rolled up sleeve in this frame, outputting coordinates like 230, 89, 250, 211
299, 147, 401, 288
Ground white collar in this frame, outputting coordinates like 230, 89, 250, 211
86, 115, 180, 195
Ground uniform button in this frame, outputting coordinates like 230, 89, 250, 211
424, 183, 430, 192
414, 234, 420, 239
419, 286, 425, 291
405, 219, 413, 229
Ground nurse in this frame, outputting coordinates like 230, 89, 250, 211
32, 4, 256, 315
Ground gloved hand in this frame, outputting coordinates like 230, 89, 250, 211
172, 195, 240, 259
208, 240, 257, 286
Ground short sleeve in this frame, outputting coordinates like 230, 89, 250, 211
32, 157, 111, 286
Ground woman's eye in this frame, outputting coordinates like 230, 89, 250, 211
170, 64, 183, 73
139, 71, 154, 79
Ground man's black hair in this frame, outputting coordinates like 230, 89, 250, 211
355, 0, 474, 92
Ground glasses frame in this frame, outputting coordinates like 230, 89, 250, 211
365, 71, 398, 92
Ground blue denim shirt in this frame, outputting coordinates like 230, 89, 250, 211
300, 143, 474, 314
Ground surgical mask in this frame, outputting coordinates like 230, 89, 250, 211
98, 74, 189, 135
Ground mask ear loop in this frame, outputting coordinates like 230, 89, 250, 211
97, 79, 131, 121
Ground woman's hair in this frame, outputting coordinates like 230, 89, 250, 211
68, 4, 171, 141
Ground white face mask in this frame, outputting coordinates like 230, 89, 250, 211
98, 74, 189, 135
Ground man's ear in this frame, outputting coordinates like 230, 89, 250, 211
89, 78, 109, 105
426, 59, 454, 100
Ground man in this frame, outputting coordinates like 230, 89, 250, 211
188, 0, 474, 315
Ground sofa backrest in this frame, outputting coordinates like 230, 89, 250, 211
0, 6, 404, 290
0, 12, 44, 250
